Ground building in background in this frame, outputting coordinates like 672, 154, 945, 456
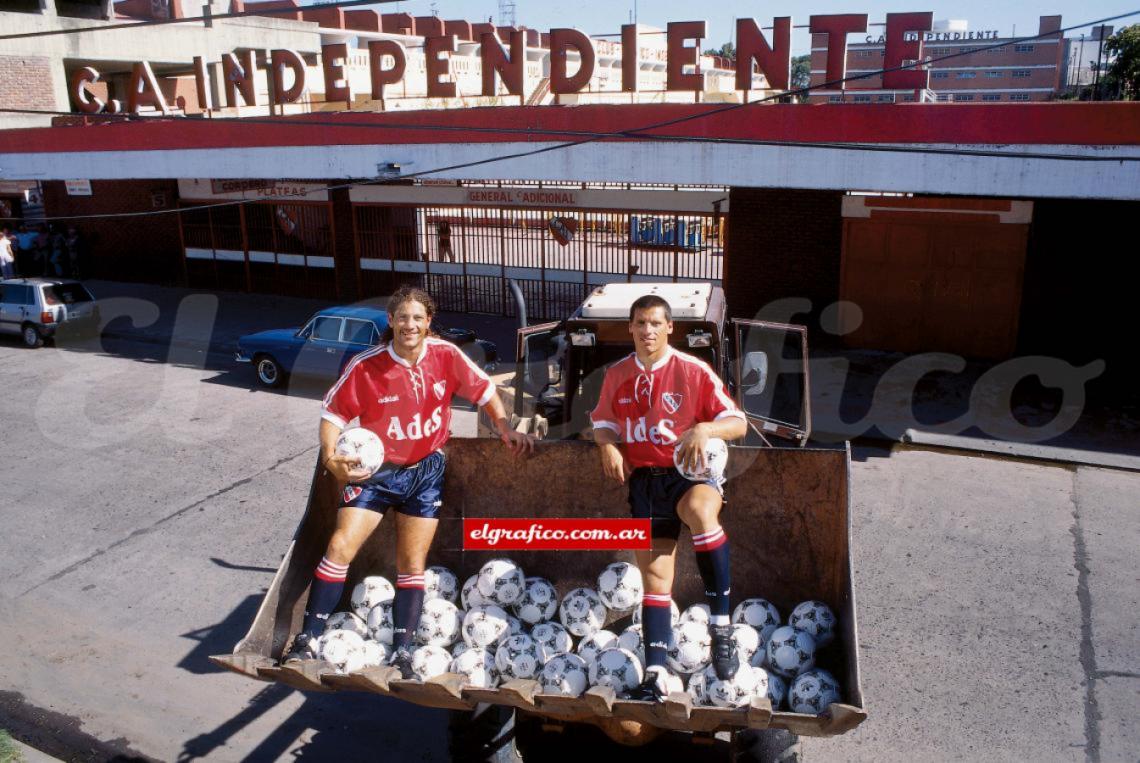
0, 0, 767, 130
809, 15, 1066, 103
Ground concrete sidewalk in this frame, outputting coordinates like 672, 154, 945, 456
76, 280, 1139, 470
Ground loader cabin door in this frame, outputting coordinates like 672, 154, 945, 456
731, 319, 811, 445
512, 321, 564, 425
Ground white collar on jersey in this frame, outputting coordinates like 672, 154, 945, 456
633, 345, 674, 372
386, 341, 428, 368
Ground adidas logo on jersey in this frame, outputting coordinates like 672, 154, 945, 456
625, 416, 677, 445
386, 406, 445, 441
377, 395, 400, 404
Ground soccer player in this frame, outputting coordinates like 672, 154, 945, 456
283, 286, 535, 676
590, 294, 747, 701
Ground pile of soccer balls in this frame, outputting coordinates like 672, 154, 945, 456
313, 558, 843, 715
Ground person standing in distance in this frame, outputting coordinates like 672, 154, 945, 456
590, 294, 747, 701
283, 286, 536, 676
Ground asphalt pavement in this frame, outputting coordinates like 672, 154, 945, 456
0, 281, 1135, 762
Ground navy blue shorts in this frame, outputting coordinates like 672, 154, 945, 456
340, 450, 446, 519
628, 467, 723, 540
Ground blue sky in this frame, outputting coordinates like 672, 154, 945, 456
308, 1, 1138, 54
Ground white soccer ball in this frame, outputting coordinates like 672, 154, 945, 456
576, 629, 619, 665
789, 669, 841, 715
424, 566, 459, 604
451, 648, 499, 688
462, 604, 511, 649
359, 639, 391, 668
708, 663, 763, 708
335, 427, 385, 477
596, 562, 644, 613
495, 634, 543, 680
789, 600, 838, 649
366, 601, 394, 644
506, 614, 525, 637
748, 643, 769, 671
513, 577, 559, 625
461, 574, 490, 610
643, 665, 685, 697
617, 624, 645, 665
317, 629, 366, 673
559, 587, 607, 637
666, 621, 711, 674
539, 653, 590, 697
476, 558, 526, 606
680, 603, 711, 626
410, 644, 452, 681
325, 611, 369, 639
416, 599, 462, 647
672, 436, 729, 482
632, 600, 680, 627
732, 598, 782, 643
765, 626, 816, 678
531, 622, 574, 660
765, 671, 788, 709
731, 623, 762, 663
451, 640, 471, 659
588, 647, 644, 693
687, 667, 710, 706
350, 576, 395, 620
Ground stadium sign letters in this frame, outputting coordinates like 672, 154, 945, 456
69, 10, 942, 116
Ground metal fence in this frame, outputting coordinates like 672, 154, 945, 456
354, 204, 724, 321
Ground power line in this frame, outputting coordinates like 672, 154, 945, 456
0, 0, 404, 41
2, 10, 1138, 223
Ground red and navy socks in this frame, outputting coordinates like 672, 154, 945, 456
642, 592, 674, 669
301, 556, 349, 638
392, 572, 426, 652
693, 526, 732, 625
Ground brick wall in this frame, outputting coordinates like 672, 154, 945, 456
41, 180, 183, 284
723, 187, 844, 334
0, 56, 54, 111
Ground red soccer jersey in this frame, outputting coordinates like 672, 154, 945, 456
322, 337, 495, 466
590, 346, 744, 468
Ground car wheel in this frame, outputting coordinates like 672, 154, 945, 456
254, 354, 285, 388
21, 324, 43, 349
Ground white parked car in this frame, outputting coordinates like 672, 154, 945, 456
0, 278, 99, 347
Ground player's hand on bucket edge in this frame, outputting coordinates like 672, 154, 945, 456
599, 442, 631, 484
675, 424, 710, 475
499, 428, 537, 456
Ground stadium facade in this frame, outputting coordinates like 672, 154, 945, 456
0, 1, 1138, 368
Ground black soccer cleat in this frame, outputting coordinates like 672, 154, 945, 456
282, 633, 317, 663
388, 647, 416, 680
623, 666, 669, 702
710, 624, 740, 680
624, 677, 668, 703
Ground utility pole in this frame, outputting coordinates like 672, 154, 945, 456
1092, 30, 1107, 100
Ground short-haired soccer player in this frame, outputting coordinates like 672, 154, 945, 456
591, 294, 747, 701
282, 286, 535, 677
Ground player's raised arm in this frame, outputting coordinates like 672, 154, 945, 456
445, 339, 536, 455
590, 363, 629, 483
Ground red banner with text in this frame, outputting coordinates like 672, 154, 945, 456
463, 518, 651, 551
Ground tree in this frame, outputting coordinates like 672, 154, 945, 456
791, 54, 812, 98
1103, 24, 1140, 100
703, 42, 736, 59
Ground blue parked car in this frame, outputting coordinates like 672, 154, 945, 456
236, 305, 497, 388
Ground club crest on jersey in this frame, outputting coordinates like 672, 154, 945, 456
661, 392, 684, 414
433, 380, 446, 400
343, 485, 363, 503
